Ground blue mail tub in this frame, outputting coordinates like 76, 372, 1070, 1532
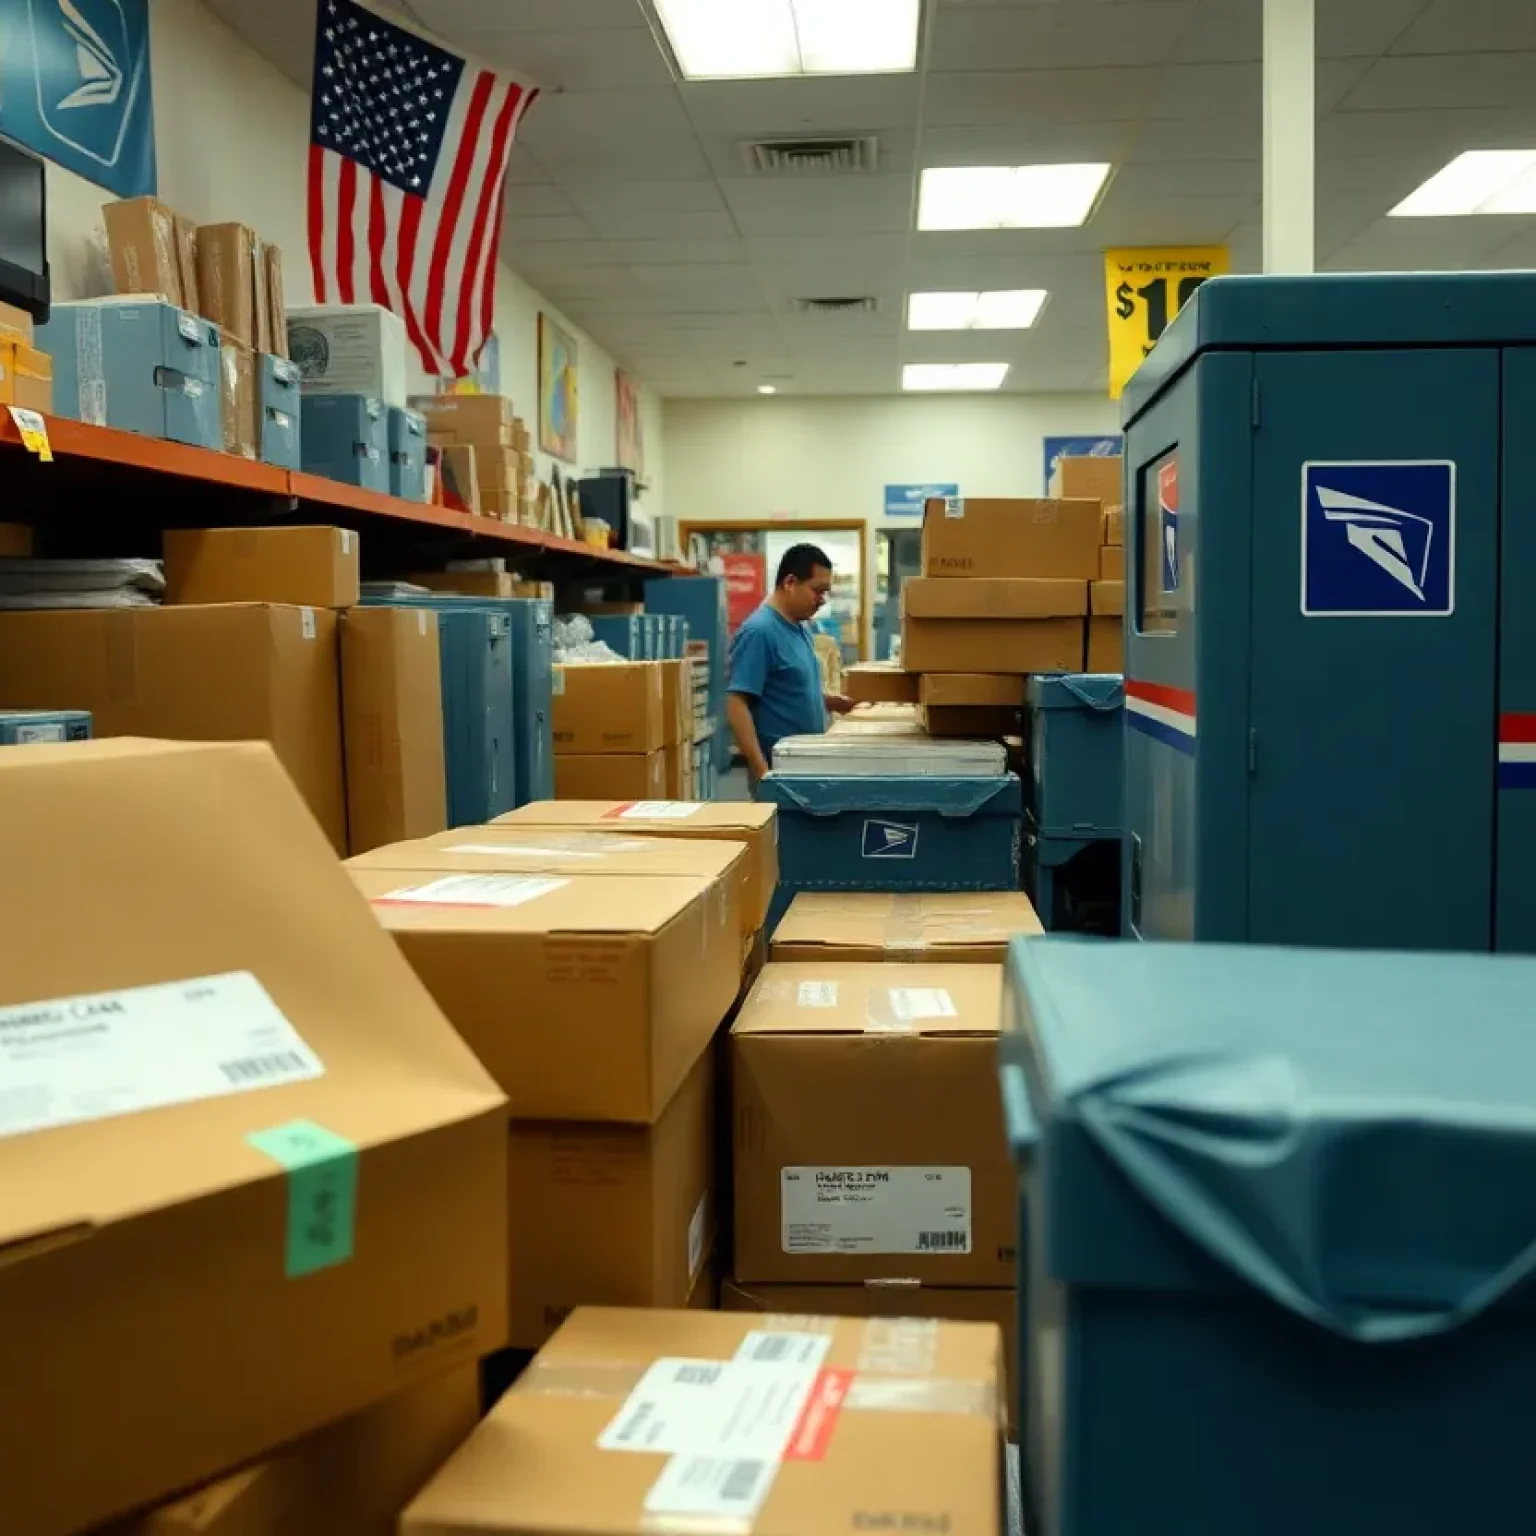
1001, 934, 1536, 1536
1025, 672, 1124, 836
757, 773, 1021, 891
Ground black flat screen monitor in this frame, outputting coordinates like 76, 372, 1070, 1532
0, 136, 51, 321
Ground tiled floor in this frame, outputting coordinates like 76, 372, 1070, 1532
715, 765, 753, 803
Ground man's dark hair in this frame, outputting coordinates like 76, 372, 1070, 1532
776, 543, 832, 587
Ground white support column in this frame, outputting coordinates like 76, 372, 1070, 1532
1262, 0, 1315, 274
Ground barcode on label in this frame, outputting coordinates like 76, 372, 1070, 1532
219, 1052, 310, 1084
720, 1459, 769, 1502
672, 1362, 723, 1386
644, 1455, 778, 1520
917, 1229, 967, 1251
734, 1329, 833, 1367
743, 1333, 791, 1362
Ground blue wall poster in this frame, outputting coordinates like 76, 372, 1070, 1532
1044, 435, 1122, 492
1, 0, 157, 198
884, 481, 958, 518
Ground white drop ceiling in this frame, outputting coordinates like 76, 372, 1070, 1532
206, 0, 1536, 396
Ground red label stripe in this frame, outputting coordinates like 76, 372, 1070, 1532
1500, 713, 1536, 744
783, 1368, 852, 1462
1125, 679, 1197, 717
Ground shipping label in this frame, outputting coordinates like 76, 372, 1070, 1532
781, 1167, 972, 1255
375, 874, 567, 908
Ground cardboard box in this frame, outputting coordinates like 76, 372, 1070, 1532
509, 1051, 715, 1349
844, 662, 919, 705
919, 704, 1019, 738
0, 522, 32, 556
732, 962, 1014, 1286
103, 196, 182, 303
902, 616, 1084, 674
1104, 506, 1125, 545
118, 1367, 482, 1536
414, 393, 515, 446
1100, 544, 1125, 581
288, 305, 409, 406
401, 1307, 1004, 1536
492, 801, 780, 935
250, 239, 273, 355
474, 445, 521, 487
720, 1280, 1016, 1432
216, 338, 258, 458
0, 605, 348, 853
658, 658, 689, 745
554, 662, 665, 755
195, 223, 258, 347
164, 526, 361, 608
556, 750, 667, 801
172, 214, 200, 316
919, 674, 1026, 708
1087, 619, 1122, 673
407, 569, 520, 598
663, 741, 685, 797
350, 865, 741, 1122
903, 577, 1086, 619
1048, 453, 1122, 506
0, 336, 52, 411
770, 890, 1043, 963
1093, 578, 1125, 617
265, 244, 288, 357
0, 297, 35, 343
0, 738, 509, 1536
439, 443, 481, 514
341, 607, 448, 855
922, 496, 1101, 580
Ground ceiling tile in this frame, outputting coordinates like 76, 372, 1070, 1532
454, 25, 672, 92
411, 0, 644, 32
503, 213, 598, 241
920, 120, 1138, 165
561, 179, 727, 214
923, 67, 1159, 126
1340, 53, 1536, 112
929, 3, 1199, 72
502, 183, 577, 216
581, 208, 740, 241
719, 174, 914, 236
681, 74, 923, 135
1393, 0, 1536, 55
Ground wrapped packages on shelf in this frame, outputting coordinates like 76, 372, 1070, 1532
0, 556, 164, 609
264, 244, 288, 357
195, 223, 258, 348
102, 197, 184, 304
216, 337, 257, 459
412, 392, 514, 448
172, 213, 199, 313
288, 304, 409, 406
0, 334, 52, 412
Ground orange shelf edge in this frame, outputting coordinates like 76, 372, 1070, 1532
0, 412, 677, 575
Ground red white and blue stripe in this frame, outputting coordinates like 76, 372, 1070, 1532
1499, 714, 1536, 789
1126, 680, 1197, 756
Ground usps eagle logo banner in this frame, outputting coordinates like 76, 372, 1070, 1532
0, 0, 156, 197
308, 0, 537, 378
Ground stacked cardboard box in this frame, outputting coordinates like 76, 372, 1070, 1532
0, 738, 508, 1533
553, 661, 667, 799
1092, 502, 1127, 671
347, 837, 744, 1346
658, 656, 696, 797
769, 889, 1044, 963
0, 297, 52, 412
411, 395, 535, 523
844, 660, 920, 705
1048, 451, 1122, 506
726, 960, 1019, 1428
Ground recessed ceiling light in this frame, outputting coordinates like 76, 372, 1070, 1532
902, 363, 1010, 392
917, 165, 1111, 231
757, 384, 777, 394
1389, 150, 1536, 216
908, 290, 1048, 331
655, 0, 920, 81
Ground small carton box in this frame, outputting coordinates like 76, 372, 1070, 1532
103, 196, 183, 303
844, 662, 919, 705
172, 214, 200, 315
0, 604, 349, 853
658, 657, 689, 746
902, 576, 1087, 620
251, 238, 273, 354
922, 496, 1102, 580
919, 704, 1020, 738
0, 739, 508, 1536
115, 1366, 481, 1536
509, 1051, 715, 1349
555, 750, 667, 800
492, 800, 780, 935
0, 298, 35, 343
902, 619, 1083, 674
288, 305, 409, 406
264, 244, 288, 357
769, 890, 1043, 964
400, 1307, 1004, 1536
349, 865, 742, 1123
0, 336, 52, 412
1100, 544, 1125, 580
340, 607, 448, 855
407, 570, 519, 599
195, 223, 258, 348
413, 393, 515, 447
1087, 580, 1125, 672
1048, 453, 1123, 506
554, 662, 665, 755
164, 526, 360, 608
662, 740, 684, 798
1093, 579, 1125, 617
439, 443, 480, 513
1104, 506, 1125, 545
216, 337, 258, 459
919, 674, 1026, 708
731, 962, 1015, 1286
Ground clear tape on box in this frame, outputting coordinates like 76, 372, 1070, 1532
72, 304, 106, 426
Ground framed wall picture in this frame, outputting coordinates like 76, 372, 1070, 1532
616, 367, 645, 479
538, 312, 579, 462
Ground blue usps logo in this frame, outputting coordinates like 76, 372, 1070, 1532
1301, 461, 1456, 617
861, 818, 919, 859
27, 0, 146, 170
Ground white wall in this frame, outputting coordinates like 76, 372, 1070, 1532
41, 0, 663, 507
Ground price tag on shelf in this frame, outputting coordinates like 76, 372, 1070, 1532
8, 407, 52, 463
1103, 245, 1229, 400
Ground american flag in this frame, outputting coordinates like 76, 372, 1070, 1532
307, 0, 537, 378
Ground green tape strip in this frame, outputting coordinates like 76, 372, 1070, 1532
247, 1119, 359, 1279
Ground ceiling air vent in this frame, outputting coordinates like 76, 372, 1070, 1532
790, 297, 880, 316
742, 136, 880, 177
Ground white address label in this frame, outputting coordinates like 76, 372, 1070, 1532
781, 1167, 972, 1256
885, 987, 957, 1021
0, 971, 324, 1140
377, 874, 567, 908
797, 981, 839, 1008
619, 801, 701, 820
446, 837, 651, 860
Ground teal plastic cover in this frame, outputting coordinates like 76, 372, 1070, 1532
1026, 673, 1124, 712
1002, 935, 1536, 1342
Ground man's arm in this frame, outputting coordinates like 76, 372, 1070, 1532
727, 693, 770, 779
824, 692, 854, 715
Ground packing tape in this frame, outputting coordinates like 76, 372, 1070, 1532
247, 1119, 359, 1279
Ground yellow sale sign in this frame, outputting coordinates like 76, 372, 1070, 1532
1104, 246, 1229, 399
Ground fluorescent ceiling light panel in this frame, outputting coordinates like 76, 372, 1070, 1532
908, 290, 1047, 330
918, 164, 1111, 230
655, 0, 920, 80
902, 363, 1010, 392
757, 384, 778, 394
1389, 150, 1536, 216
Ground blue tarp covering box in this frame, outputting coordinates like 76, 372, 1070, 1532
758, 774, 1021, 890
1025, 672, 1124, 835
1000, 935, 1536, 1536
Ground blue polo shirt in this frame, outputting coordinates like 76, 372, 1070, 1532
728, 603, 825, 764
